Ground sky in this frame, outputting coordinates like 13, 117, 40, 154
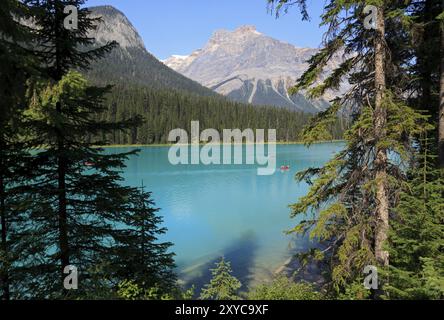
85, 0, 327, 60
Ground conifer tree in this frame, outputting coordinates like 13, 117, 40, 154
268, 0, 425, 296
382, 0, 444, 299
439, 1, 444, 168
405, 0, 442, 164
373, 3, 389, 268
200, 257, 241, 300
25, 0, 117, 82
24, 70, 142, 298
110, 186, 176, 295
0, 0, 36, 300
22, 0, 144, 297
388, 138, 444, 299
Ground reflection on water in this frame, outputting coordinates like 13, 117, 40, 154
107, 142, 344, 289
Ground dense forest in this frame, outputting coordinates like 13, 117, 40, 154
0, 0, 178, 300
86, 45, 217, 97
96, 84, 345, 145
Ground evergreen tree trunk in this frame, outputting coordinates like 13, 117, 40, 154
54, 8, 69, 290
0, 136, 9, 300
420, 0, 433, 116
57, 134, 70, 286
374, 7, 389, 267
439, 0, 444, 168
0, 170, 10, 301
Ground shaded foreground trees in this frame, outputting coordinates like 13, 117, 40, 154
198, 257, 322, 301
388, 138, 444, 299
440, 0, 444, 168
0, 0, 37, 301
26, 0, 119, 292
0, 0, 176, 299
247, 276, 322, 300
268, 0, 444, 298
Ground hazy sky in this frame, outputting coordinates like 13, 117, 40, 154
86, 0, 326, 60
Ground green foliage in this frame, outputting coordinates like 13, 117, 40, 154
117, 280, 172, 300
292, 93, 427, 295
1, 0, 443, 301
25, 0, 117, 81
85, 41, 216, 97
299, 101, 345, 145
200, 257, 241, 300
109, 187, 177, 295
267, 0, 309, 21
247, 276, 323, 300
336, 281, 372, 300
117, 280, 195, 301
272, 0, 437, 298
387, 140, 444, 299
0, 0, 38, 301
3, 0, 175, 299
93, 84, 346, 145
20, 71, 138, 298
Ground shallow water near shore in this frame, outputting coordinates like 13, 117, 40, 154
106, 142, 344, 289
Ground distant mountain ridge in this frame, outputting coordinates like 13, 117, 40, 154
164, 25, 348, 112
85, 5, 216, 96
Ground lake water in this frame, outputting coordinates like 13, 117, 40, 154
108, 142, 344, 289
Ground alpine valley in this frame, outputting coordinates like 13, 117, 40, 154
81, 5, 346, 145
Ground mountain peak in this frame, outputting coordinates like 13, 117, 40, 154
164, 26, 349, 112
88, 5, 146, 50
88, 5, 124, 16
235, 25, 260, 35
210, 25, 262, 43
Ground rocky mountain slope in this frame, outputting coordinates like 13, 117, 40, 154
164, 25, 348, 112
85, 6, 215, 96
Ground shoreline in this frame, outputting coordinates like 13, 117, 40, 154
95, 140, 345, 148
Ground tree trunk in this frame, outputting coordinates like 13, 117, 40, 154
57, 150, 69, 277
0, 136, 10, 300
56, 101, 70, 291
54, 7, 70, 292
420, 0, 433, 117
0, 173, 10, 300
374, 7, 389, 267
439, 0, 444, 168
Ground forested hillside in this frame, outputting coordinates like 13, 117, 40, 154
84, 5, 216, 96
17, 4, 347, 145
82, 5, 345, 144
98, 84, 346, 145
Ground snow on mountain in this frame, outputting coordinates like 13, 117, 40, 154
164, 25, 348, 112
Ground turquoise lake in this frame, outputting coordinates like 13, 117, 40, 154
108, 142, 344, 288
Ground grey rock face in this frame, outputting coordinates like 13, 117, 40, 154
85, 6, 215, 96
164, 25, 346, 112
88, 6, 146, 50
